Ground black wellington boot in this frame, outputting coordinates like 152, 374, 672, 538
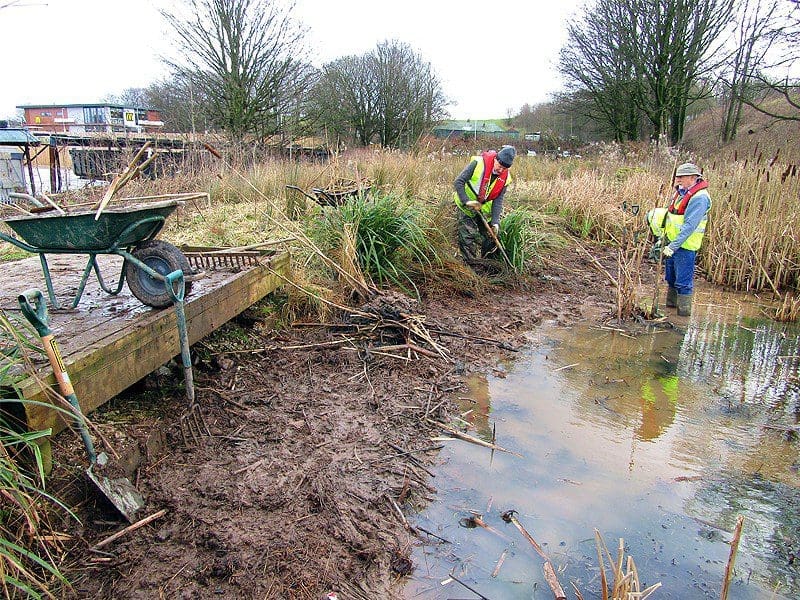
666, 287, 677, 308
677, 293, 692, 317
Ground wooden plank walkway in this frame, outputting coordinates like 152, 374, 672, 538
1, 250, 289, 436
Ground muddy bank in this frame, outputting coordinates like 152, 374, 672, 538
51, 242, 623, 599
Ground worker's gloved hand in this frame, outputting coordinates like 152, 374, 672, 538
465, 200, 481, 211
662, 246, 674, 258
492, 223, 500, 235
648, 240, 662, 261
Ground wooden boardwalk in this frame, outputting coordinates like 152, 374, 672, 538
1, 249, 289, 438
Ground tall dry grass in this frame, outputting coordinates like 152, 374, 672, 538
702, 148, 800, 296
512, 142, 800, 320
6, 138, 797, 319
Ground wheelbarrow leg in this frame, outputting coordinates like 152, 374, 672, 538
72, 254, 100, 309
37, 254, 61, 310
164, 270, 209, 444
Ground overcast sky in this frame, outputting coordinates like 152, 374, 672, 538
0, 0, 585, 121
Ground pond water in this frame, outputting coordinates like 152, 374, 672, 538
404, 289, 799, 599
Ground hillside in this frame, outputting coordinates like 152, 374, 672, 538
681, 98, 800, 162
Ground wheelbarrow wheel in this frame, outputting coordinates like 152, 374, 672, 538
125, 240, 193, 308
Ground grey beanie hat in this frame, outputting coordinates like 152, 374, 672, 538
496, 145, 516, 167
675, 162, 701, 176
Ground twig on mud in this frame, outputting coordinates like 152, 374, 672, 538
574, 240, 619, 288
370, 342, 439, 359
370, 444, 443, 465
201, 386, 249, 410
386, 494, 414, 533
447, 571, 491, 600
232, 457, 268, 475
492, 548, 509, 578
427, 326, 520, 351
214, 337, 356, 355
343, 346, 410, 361
386, 442, 436, 477
429, 420, 523, 457
93, 509, 168, 549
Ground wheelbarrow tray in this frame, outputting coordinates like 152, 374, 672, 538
2, 200, 180, 252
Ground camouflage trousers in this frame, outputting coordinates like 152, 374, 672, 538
456, 207, 496, 261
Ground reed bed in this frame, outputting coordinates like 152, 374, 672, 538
592, 530, 662, 600
4, 140, 797, 319
702, 150, 800, 296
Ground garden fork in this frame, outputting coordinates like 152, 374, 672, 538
164, 271, 210, 444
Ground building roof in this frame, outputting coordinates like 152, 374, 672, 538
0, 128, 40, 146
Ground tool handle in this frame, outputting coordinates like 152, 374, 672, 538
18, 289, 52, 337
164, 270, 186, 304
19, 289, 97, 462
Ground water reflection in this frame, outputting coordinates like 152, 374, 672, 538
638, 374, 678, 441
404, 294, 799, 599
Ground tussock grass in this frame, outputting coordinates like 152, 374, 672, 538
500, 209, 567, 272
311, 193, 439, 296
1, 313, 73, 599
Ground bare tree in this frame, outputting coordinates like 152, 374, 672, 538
720, 0, 782, 141
736, 0, 800, 121
312, 40, 447, 148
559, 0, 734, 144
559, 0, 644, 142
372, 40, 448, 147
160, 0, 313, 142
313, 54, 379, 146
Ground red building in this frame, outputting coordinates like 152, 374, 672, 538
18, 103, 164, 134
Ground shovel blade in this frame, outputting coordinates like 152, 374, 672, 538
87, 467, 145, 523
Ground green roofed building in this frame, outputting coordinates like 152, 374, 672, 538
433, 120, 519, 140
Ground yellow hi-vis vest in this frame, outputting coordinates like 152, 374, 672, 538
454, 153, 511, 219
664, 192, 710, 251
646, 186, 710, 251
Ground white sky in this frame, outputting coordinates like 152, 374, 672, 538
0, 0, 585, 121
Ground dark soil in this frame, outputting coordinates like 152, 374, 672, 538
48, 242, 629, 599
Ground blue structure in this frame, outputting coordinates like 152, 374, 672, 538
0, 126, 40, 201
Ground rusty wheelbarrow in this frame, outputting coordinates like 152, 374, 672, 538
286, 178, 372, 207
0, 198, 196, 309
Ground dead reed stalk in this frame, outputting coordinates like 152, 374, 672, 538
593, 530, 662, 600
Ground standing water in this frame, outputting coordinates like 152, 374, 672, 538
404, 289, 799, 599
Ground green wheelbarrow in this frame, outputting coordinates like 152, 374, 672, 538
0, 199, 195, 310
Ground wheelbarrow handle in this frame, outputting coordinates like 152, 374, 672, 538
18, 289, 51, 338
